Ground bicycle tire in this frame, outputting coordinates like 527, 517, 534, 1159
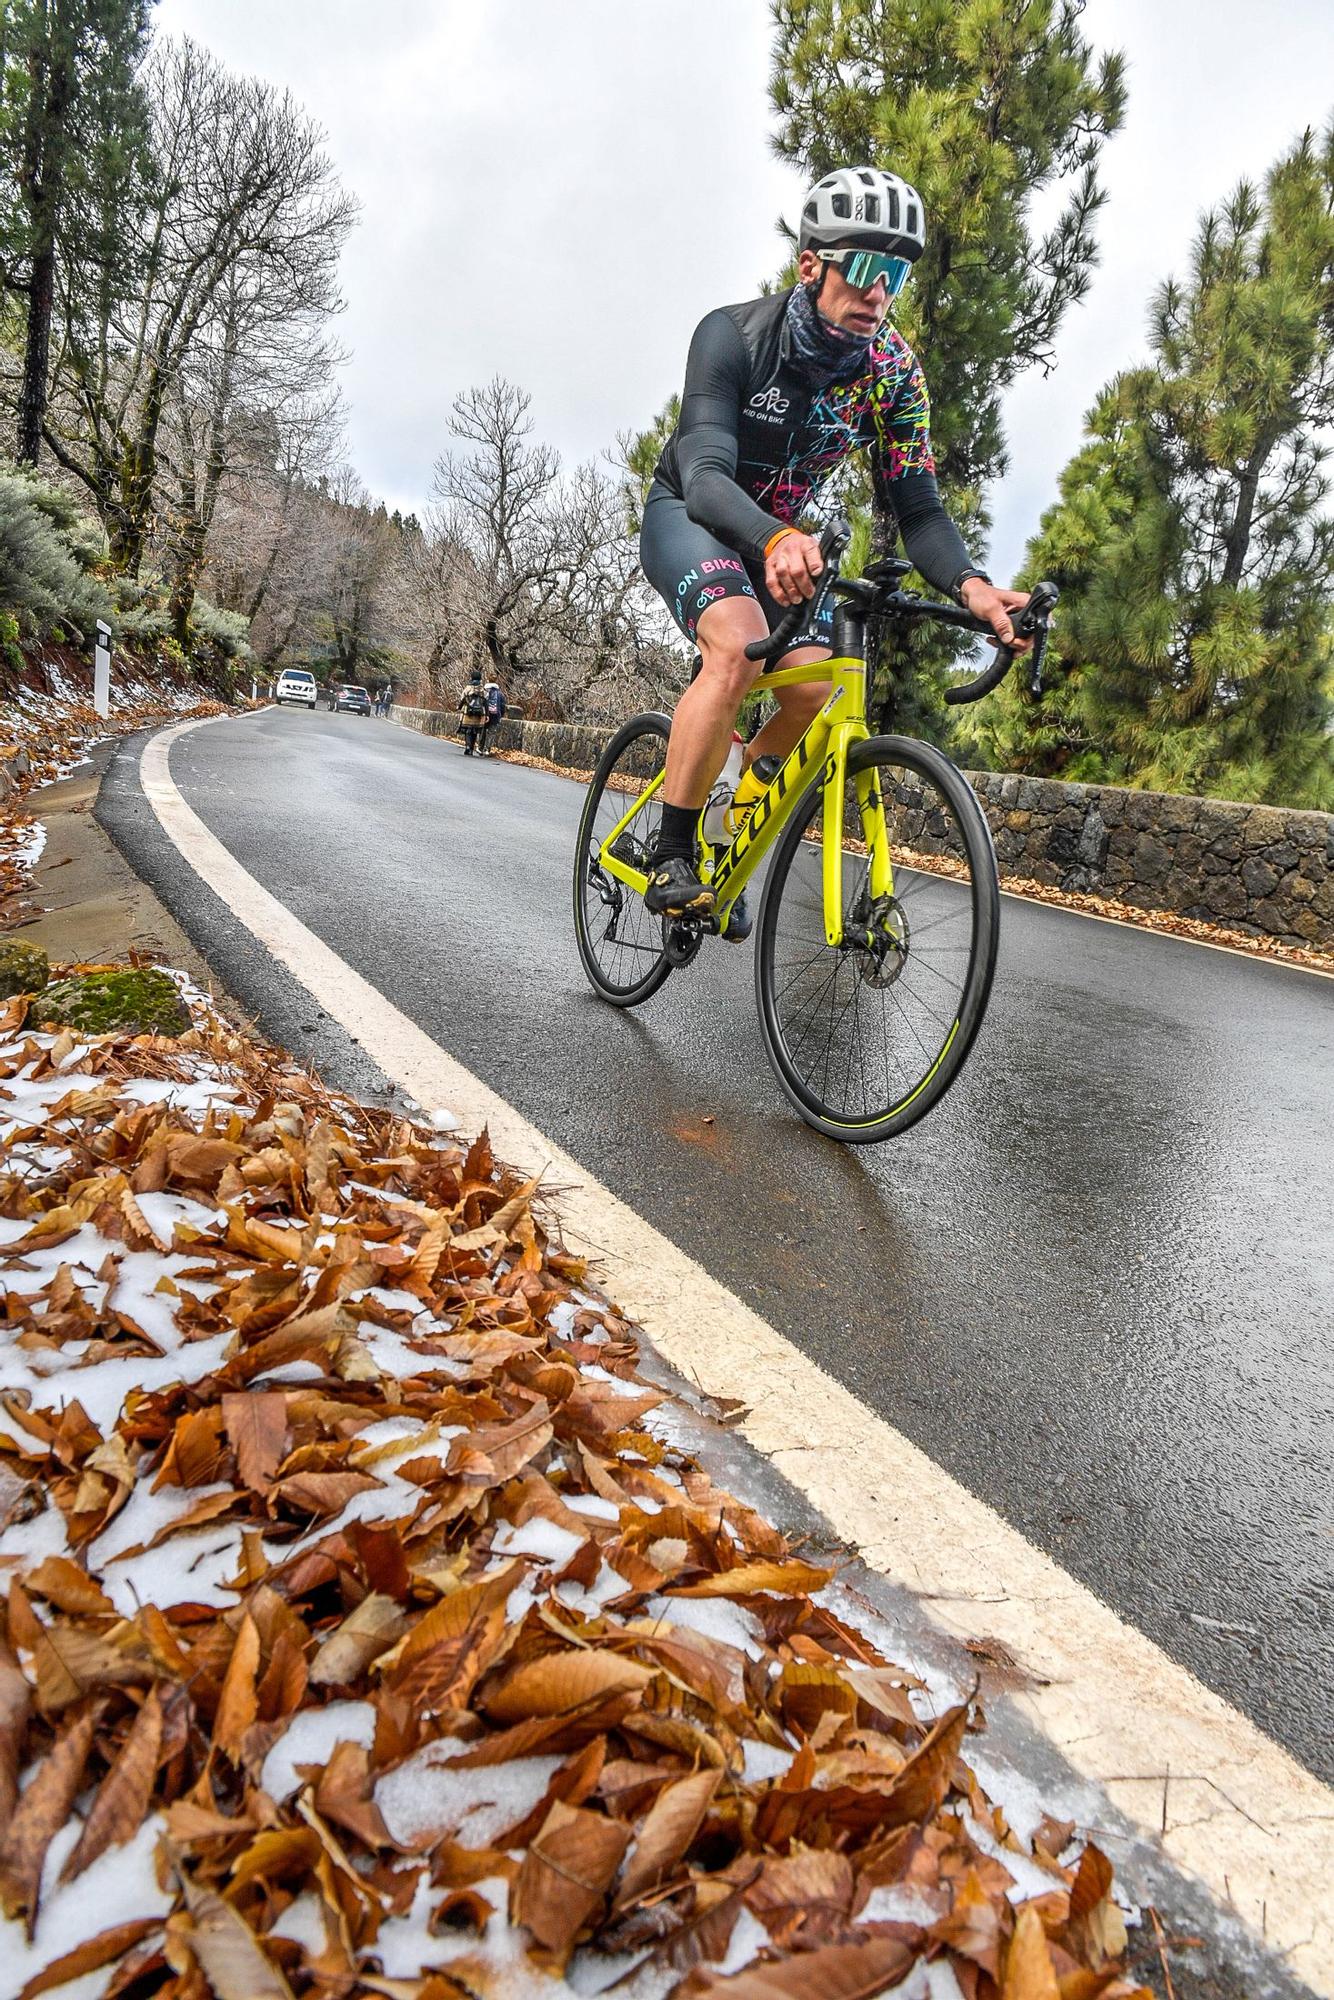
573, 710, 675, 1007
754, 734, 999, 1142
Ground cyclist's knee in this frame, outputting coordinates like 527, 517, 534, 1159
695, 635, 760, 705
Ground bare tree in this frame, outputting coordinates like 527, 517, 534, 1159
429, 375, 686, 715
43, 35, 356, 577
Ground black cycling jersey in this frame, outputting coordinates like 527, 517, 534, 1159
652, 288, 973, 596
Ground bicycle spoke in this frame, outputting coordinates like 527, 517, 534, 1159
761, 746, 990, 1130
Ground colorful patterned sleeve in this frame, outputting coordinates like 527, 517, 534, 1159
869, 344, 937, 498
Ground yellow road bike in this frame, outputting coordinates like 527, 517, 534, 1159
574, 522, 1057, 1142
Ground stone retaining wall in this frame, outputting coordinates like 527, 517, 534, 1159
390, 707, 1333, 951
966, 773, 1332, 950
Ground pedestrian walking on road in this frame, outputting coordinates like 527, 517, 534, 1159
459, 668, 487, 756
377, 682, 393, 716
480, 678, 507, 755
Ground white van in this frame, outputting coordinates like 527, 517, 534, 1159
274, 668, 318, 708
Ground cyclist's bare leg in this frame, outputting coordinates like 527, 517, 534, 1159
661, 596, 769, 807
746, 644, 832, 766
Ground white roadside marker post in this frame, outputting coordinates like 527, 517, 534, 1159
93, 619, 112, 719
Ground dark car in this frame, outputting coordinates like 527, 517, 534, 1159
328, 683, 372, 715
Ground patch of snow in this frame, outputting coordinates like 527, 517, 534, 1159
491, 1518, 585, 1568
0, 1812, 171, 1996
352, 1419, 465, 1475
376, 1746, 563, 1851
360, 1323, 456, 1380
562, 1494, 621, 1523
134, 1190, 226, 1241
860, 1883, 947, 1925
812, 1581, 963, 1721
0, 1070, 108, 1138
644, 1593, 765, 1662
714, 1906, 769, 1976
90, 1479, 230, 1564
118, 1077, 239, 1119
260, 1702, 378, 1803
964, 1744, 1075, 1855
8, 820, 46, 870
505, 1583, 537, 1625
355, 1282, 429, 1313
554, 1563, 629, 1618
0, 1328, 233, 1434
579, 1363, 644, 1397
740, 1739, 795, 1783
0, 1500, 71, 1574
964, 1813, 1065, 1905
252, 1359, 326, 1384
267, 1892, 328, 1954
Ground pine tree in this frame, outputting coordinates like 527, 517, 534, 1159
770, 0, 1125, 505
0, 0, 152, 465
969, 123, 1334, 811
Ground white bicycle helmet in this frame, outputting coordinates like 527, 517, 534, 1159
799, 165, 927, 262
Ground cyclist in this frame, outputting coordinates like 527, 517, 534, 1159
639, 164, 1031, 929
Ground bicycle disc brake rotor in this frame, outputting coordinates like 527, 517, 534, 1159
851, 893, 910, 987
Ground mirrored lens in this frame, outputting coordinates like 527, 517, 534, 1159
840, 251, 913, 295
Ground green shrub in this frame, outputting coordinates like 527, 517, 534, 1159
191, 596, 252, 660
0, 466, 111, 641
116, 602, 168, 644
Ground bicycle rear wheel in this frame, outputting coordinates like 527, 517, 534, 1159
573, 711, 674, 1006
755, 735, 999, 1142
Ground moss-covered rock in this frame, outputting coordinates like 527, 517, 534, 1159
0, 938, 49, 998
35, 967, 191, 1038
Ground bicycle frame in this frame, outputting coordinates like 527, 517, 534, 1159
595, 644, 892, 947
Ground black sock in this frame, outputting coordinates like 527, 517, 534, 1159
655, 803, 698, 862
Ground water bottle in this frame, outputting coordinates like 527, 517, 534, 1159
725, 754, 782, 835
701, 734, 745, 844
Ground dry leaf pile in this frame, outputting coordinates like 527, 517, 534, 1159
1, 674, 234, 927
0, 992, 1150, 2000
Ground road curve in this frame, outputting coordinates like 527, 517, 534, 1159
105, 705, 1334, 1784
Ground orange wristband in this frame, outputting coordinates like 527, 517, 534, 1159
764, 526, 797, 558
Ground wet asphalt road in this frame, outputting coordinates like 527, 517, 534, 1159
126, 706, 1333, 1781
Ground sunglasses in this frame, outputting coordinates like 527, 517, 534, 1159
815, 247, 914, 296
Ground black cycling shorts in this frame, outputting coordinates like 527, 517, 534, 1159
639, 480, 834, 659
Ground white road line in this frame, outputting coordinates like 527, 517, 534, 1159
143, 716, 1333, 1991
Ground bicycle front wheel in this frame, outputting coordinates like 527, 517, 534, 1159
755, 735, 999, 1142
573, 711, 674, 1006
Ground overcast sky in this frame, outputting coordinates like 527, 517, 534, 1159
157, 0, 1331, 582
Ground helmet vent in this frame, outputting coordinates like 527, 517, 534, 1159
832, 192, 851, 219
